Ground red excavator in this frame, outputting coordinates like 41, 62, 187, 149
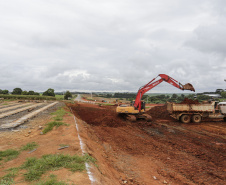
116, 74, 195, 121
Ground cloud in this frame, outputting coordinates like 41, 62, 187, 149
0, 0, 226, 93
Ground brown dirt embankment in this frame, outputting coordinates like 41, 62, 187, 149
68, 102, 226, 185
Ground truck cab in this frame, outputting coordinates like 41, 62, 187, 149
218, 102, 226, 114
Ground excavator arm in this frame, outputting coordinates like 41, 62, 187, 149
134, 74, 195, 111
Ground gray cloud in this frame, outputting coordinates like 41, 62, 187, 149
0, 0, 226, 93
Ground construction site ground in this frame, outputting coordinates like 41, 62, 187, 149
0, 100, 225, 185
0, 101, 91, 185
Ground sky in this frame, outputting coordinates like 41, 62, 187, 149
0, 0, 226, 93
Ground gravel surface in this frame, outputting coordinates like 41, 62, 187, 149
0, 103, 20, 110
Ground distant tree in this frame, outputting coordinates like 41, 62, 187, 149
172, 94, 178, 99
64, 91, 72, 100
22, 91, 29, 95
28, 90, 35, 95
221, 92, 226, 98
197, 95, 210, 101
34, 92, 40, 96
105, 94, 112, 98
186, 94, 195, 99
2, 90, 9, 94
0, 89, 2, 94
216, 89, 224, 94
12, 88, 22, 95
177, 94, 185, 101
43, 88, 55, 97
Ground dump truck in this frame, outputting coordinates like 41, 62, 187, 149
167, 101, 226, 123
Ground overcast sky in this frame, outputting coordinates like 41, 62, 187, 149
0, 0, 226, 93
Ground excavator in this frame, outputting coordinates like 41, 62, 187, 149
116, 74, 195, 121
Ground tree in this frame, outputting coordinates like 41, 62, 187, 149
12, 88, 22, 95
0, 89, 2, 94
43, 88, 55, 97
197, 95, 210, 101
22, 91, 29, 95
221, 92, 226, 98
172, 94, 178, 99
64, 91, 72, 100
2, 90, 9, 94
28, 90, 35, 95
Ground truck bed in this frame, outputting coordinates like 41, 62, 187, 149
167, 102, 215, 113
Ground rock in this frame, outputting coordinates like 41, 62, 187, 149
122, 180, 127, 184
153, 176, 157, 180
163, 180, 168, 184
12, 130, 20, 132
40, 131, 43, 135
28, 130, 31, 134
38, 126, 43, 130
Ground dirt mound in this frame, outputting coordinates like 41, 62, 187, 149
180, 98, 199, 104
147, 104, 173, 120
68, 103, 126, 127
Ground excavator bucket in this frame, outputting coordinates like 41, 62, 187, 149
183, 83, 195, 92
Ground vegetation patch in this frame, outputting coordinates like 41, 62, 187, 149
42, 107, 68, 134
0, 168, 19, 185
33, 174, 68, 185
20, 142, 39, 151
42, 121, 67, 134
0, 149, 20, 162
51, 108, 67, 121
21, 153, 96, 181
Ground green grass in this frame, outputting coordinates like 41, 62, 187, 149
0, 168, 19, 185
42, 121, 67, 134
55, 95, 64, 100
51, 108, 67, 121
20, 142, 39, 151
0, 149, 20, 162
21, 153, 96, 181
33, 174, 68, 185
42, 107, 69, 134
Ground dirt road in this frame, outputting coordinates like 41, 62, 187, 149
68, 102, 226, 185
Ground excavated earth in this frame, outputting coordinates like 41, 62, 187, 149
68, 102, 226, 185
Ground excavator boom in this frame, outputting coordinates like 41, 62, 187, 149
134, 74, 195, 111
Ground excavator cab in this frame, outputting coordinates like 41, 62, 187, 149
131, 100, 145, 111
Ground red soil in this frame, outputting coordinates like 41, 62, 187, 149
68, 102, 226, 185
180, 98, 200, 104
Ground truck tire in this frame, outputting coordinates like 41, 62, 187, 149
224, 117, 226, 122
180, 115, 191, 123
192, 114, 202, 123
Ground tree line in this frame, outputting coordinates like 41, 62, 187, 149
98, 92, 226, 104
0, 88, 55, 97
0, 88, 73, 100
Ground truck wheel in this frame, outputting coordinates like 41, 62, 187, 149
224, 117, 226, 122
180, 115, 191, 123
192, 115, 202, 123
